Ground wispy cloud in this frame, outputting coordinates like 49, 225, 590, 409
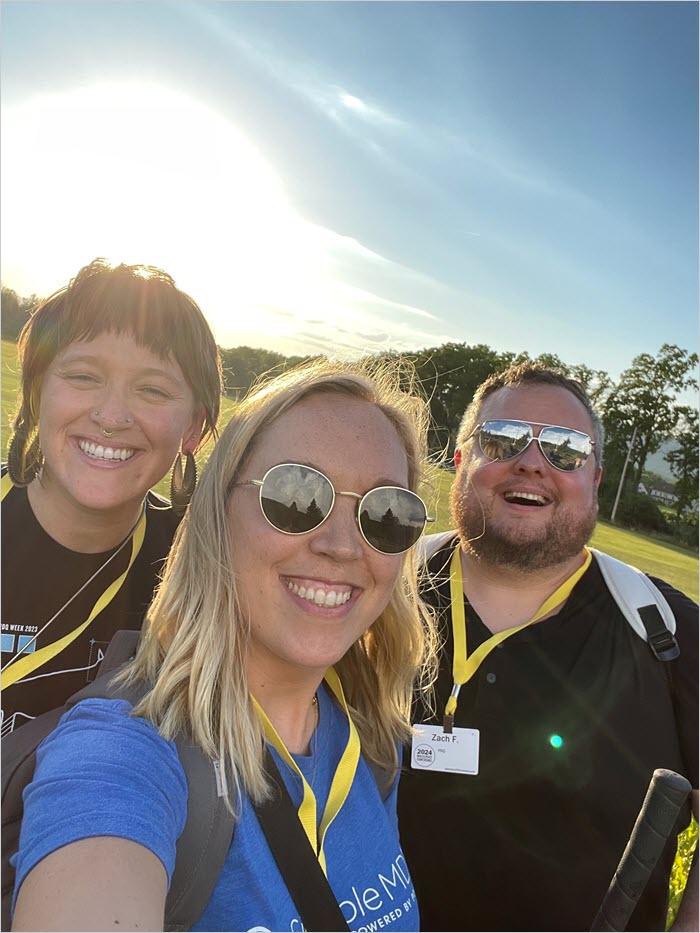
307, 86, 406, 130
186, 6, 408, 139
337, 284, 438, 321
191, 6, 597, 226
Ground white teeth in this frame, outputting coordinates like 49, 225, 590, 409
286, 581, 353, 607
505, 491, 547, 505
79, 440, 134, 462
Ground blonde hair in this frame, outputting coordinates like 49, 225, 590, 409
121, 357, 438, 810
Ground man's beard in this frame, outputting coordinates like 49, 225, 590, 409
451, 479, 598, 572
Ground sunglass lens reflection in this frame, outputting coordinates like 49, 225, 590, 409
539, 428, 591, 471
480, 421, 591, 471
480, 422, 532, 461
260, 464, 333, 532
360, 488, 427, 554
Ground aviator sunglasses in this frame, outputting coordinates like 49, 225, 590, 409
468, 420, 595, 472
236, 462, 434, 555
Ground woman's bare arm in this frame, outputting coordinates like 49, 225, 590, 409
12, 836, 167, 932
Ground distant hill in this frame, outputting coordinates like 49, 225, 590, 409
645, 440, 678, 483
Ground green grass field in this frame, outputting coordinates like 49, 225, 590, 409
2, 338, 696, 923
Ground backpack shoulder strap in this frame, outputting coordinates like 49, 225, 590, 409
253, 747, 350, 933
1, 628, 231, 933
80, 631, 235, 931
1, 631, 144, 930
64, 629, 146, 708
416, 530, 457, 567
99, 629, 141, 675
163, 741, 235, 932
589, 548, 680, 661
71, 634, 234, 931
1, 707, 66, 931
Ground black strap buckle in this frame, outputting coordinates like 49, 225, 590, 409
639, 605, 680, 662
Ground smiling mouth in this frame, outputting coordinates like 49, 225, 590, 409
284, 579, 353, 608
79, 440, 135, 461
503, 491, 551, 507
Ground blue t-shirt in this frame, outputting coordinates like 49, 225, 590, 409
15, 687, 419, 933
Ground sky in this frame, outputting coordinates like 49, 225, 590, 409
1, 1, 697, 380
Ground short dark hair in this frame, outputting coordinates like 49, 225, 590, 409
13, 258, 222, 451
456, 362, 604, 466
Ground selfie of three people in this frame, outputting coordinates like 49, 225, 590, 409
1, 259, 697, 932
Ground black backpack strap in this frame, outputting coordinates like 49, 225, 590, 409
590, 549, 679, 662
65, 630, 146, 709
163, 741, 235, 931
98, 629, 141, 674
1, 707, 66, 931
1, 631, 145, 930
1, 627, 231, 933
638, 605, 681, 661
66, 630, 234, 931
254, 747, 350, 932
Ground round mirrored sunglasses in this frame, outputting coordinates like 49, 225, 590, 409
235, 462, 433, 555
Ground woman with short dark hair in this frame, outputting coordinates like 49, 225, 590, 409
2, 258, 222, 734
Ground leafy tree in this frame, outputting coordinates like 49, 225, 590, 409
666, 407, 699, 521
601, 344, 699, 496
407, 342, 512, 456
1, 287, 38, 340
532, 352, 569, 372
219, 346, 309, 398
612, 493, 669, 534
568, 364, 614, 409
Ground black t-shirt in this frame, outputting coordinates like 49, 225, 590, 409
398, 536, 698, 932
1, 480, 180, 734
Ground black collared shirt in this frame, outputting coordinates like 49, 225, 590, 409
398, 535, 698, 932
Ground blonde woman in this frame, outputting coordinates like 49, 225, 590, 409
12, 360, 438, 932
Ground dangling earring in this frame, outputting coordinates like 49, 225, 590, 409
7, 426, 43, 487
170, 449, 197, 517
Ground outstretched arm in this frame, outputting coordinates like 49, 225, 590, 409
12, 836, 167, 932
670, 790, 699, 933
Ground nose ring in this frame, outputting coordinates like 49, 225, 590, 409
94, 409, 132, 437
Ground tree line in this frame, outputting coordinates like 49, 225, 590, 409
3, 286, 697, 547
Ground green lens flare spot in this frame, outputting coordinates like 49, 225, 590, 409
549, 734, 564, 749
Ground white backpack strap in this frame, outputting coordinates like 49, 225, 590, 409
590, 548, 679, 661
416, 530, 457, 567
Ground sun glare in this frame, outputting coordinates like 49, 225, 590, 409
1, 82, 334, 343
2, 81, 439, 356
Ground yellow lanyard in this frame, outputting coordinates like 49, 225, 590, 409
443, 543, 591, 729
252, 667, 361, 875
1, 475, 147, 689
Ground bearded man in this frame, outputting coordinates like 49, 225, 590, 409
398, 363, 698, 932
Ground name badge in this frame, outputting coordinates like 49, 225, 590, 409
410, 723, 480, 775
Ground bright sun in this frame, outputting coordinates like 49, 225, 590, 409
1, 82, 328, 340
